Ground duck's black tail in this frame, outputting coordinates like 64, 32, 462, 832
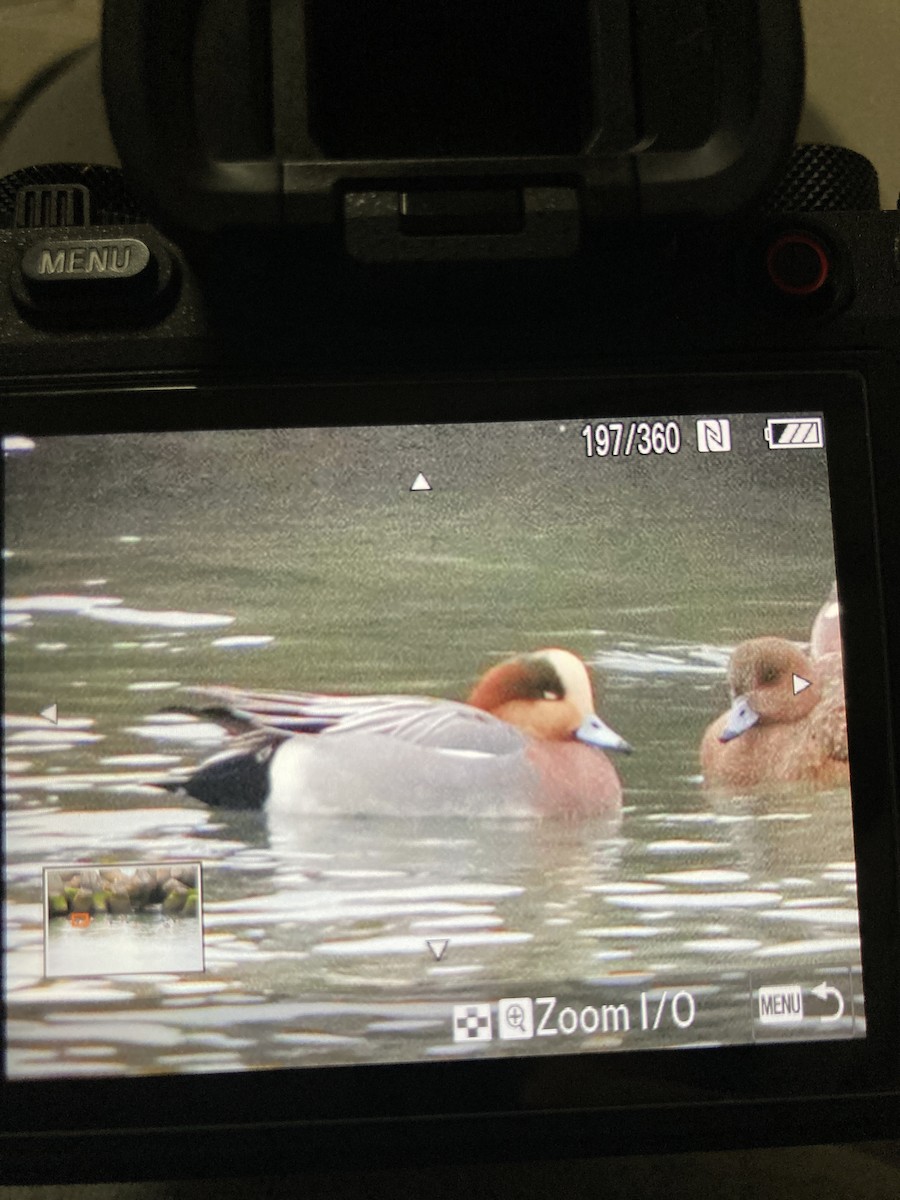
167, 739, 277, 809
160, 727, 280, 810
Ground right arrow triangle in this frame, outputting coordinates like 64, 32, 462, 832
792, 674, 811, 695
410, 473, 432, 492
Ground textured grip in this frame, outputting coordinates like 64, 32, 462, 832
762, 144, 881, 214
0, 164, 144, 228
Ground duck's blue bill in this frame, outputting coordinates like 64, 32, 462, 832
576, 713, 633, 754
719, 695, 760, 742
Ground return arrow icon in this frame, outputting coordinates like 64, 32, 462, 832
810, 981, 844, 1022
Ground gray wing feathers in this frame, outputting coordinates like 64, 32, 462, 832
187, 687, 526, 754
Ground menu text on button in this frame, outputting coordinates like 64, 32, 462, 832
758, 984, 804, 1025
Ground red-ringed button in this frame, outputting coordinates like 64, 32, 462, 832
766, 232, 831, 296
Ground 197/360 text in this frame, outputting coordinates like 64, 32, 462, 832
581, 421, 682, 457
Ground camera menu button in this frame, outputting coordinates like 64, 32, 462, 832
21, 238, 151, 286
14, 235, 177, 323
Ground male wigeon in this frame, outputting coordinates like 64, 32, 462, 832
700, 636, 848, 790
166, 649, 632, 818
810, 581, 842, 660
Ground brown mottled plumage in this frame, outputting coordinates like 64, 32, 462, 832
701, 637, 848, 790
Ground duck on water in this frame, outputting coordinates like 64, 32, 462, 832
161, 648, 632, 819
701, 584, 847, 790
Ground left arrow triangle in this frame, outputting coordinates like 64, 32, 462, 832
40, 703, 59, 724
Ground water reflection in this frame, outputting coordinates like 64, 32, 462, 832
3, 423, 862, 1076
5, 686, 861, 1078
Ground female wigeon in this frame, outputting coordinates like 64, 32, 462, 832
168, 648, 632, 818
810, 581, 842, 660
700, 636, 848, 790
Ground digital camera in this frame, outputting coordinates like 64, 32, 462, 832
2, 0, 899, 1184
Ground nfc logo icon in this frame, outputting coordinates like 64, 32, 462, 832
696, 419, 732, 453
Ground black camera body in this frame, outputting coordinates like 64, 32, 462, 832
2, 0, 900, 1184
1, 181, 899, 375
0, 0, 896, 380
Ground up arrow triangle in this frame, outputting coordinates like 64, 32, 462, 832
426, 938, 449, 962
40, 703, 58, 724
792, 673, 812, 695
410, 473, 432, 492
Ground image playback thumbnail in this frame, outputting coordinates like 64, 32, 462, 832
43, 862, 204, 978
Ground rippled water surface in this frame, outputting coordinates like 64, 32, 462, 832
3, 422, 862, 1078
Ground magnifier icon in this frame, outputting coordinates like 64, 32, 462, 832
499, 997, 534, 1039
506, 1004, 525, 1029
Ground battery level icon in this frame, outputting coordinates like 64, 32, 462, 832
764, 417, 824, 449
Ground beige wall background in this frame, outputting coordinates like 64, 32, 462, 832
0, 0, 100, 100
0, 0, 898, 206
797, 0, 900, 207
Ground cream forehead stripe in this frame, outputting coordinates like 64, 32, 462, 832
539, 649, 596, 716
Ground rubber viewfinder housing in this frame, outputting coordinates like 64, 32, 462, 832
101, 0, 805, 239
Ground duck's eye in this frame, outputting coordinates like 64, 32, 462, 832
758, 663, 780, 685
543, 690, 562, 701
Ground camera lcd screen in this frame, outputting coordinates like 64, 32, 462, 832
2, 401, 867, 1084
